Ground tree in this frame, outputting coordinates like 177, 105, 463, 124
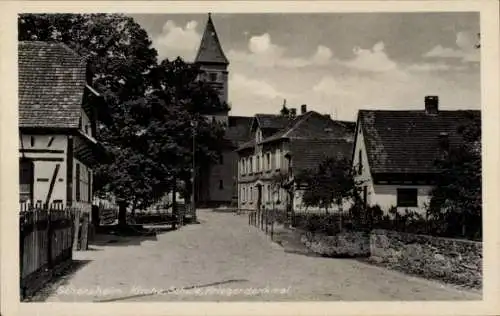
295, 156, 360, 214
19, 14, 228, 226
428, 112, 481, 239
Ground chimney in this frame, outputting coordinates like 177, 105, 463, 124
290, 108, 297, 117
425, 96, 439, 115
300, 104, 307, 114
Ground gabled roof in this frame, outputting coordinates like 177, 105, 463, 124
19, 41, 87, 129
358, 109, 481, 174
194, 14, 229, 65
290, 139, 354, 173
236, 111, 355, 152
263, 111, 355, 143
254, 114, 291, 131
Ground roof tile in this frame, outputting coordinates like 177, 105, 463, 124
194, 14, 229, 65
19, 41, 87, 129
359, 109, 481, 174
290, 139, 354, 172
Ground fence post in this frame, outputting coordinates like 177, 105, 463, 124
72, 209, 81, 251
80, 213, 89, 251
47, 208, 53, 269
19, 212, 25, 299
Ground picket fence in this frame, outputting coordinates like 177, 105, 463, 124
19, 203, 83, 299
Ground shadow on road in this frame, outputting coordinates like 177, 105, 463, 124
23, 259, 92, 302
90, 224, 160, 247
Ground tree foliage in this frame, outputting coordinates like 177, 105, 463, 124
295, 156, 360, 213
428, 112, 481, 239
19, 14, 228, 223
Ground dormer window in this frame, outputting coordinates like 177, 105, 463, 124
256, 129, 262, 143
209, 72, 218, 82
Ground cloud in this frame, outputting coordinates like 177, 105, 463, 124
312, 76, 351, 96
230, 73, 290, 99
423, 31, 480, 62
227, 33, 333, 68
406, 63, 455, 72
311, 45, 333, 65
152, 20, 201, 62
343, 41, 398, 72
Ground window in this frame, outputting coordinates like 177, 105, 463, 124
209, 72, 218, 82
363, 186, 368, 208
256, 130, 262, 143
19, 159, 33, 203
250, 187, 253, 202
267, 185, 271, 202
397, 188, 418, 207
219, 155, 224, 164
219, 180, 224, 190
256, 156, 260, 172
75, 163, 81, 202
358, 150, 363, 174
30, 136, 35, 147
275, 149, 281, 169
267, 153, 271, 170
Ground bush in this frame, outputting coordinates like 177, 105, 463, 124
293, 213, 349, 235
370, 205, 481, 241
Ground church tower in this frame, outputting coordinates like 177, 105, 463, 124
195, 13, 229, 125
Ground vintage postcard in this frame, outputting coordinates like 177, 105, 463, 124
1, 1, 499, 315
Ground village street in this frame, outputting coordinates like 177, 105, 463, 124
39, 210, 481, 302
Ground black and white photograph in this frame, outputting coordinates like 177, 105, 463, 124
1, 1, 499, 314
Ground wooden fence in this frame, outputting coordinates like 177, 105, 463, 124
19, 203, 75, 299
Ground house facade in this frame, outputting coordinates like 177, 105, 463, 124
18, 41, 109, 213
193, 14, 253, 207
351, 96, 481, 214
236, 106, 355, 212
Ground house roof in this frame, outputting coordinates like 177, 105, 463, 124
358, 109, 481, 174
289, 139, 354, 173
225, 116, 253, 146
194, 14, 229, 65
263, 111, 355, 143
236, 111, 355, 152
254, 114, 291, 131
19, 41, 87, 129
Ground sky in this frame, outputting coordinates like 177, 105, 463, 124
130, 13, 480, 121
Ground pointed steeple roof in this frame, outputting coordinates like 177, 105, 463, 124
195, 13, 229, 65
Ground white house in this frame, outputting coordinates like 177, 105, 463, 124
18, 41, 109, 213
351, 96, 481, 215
236, 105, 355, 213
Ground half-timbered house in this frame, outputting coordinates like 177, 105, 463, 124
18, 41, 109, 213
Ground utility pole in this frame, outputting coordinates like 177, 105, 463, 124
191, 120, 197, 222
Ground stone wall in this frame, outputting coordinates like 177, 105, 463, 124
370, 229, 482, 289
300, 231, 370, 257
